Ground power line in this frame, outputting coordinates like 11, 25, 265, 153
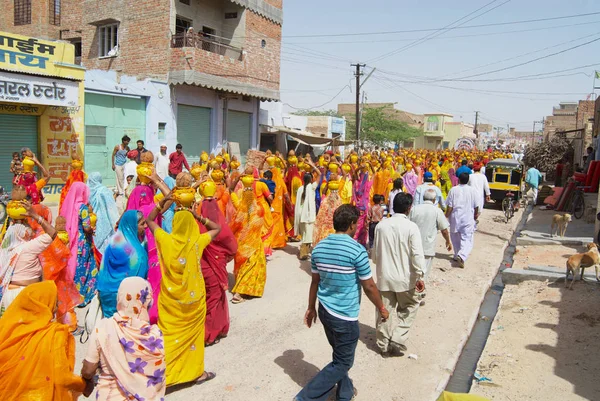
368, 0, 510, 64
284, 21, 600, 45
283, 11, 600, 38
282, 80, 353, 111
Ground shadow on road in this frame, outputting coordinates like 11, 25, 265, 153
358, 322, 380, 353
274, 349, 321, 388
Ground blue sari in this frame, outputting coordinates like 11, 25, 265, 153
88, 172, 119, 254
97, 210, 149, 318
159, 177, 176, 233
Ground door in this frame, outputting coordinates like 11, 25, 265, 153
84, 93, 146, 186
177, 104, 211, 163
0, 114, 38, 191
227, 110, 252, 164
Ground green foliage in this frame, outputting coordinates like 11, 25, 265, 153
347, 107, 423, 147
291, 109, 341, 117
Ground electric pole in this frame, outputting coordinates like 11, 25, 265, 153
352, 63, 365, 147
474, 111, 479, 138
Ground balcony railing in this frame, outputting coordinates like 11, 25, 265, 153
171, 32, 243, 61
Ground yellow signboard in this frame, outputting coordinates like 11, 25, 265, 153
0, 31, 84, 81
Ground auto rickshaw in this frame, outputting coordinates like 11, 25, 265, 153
484, 158, 523, 202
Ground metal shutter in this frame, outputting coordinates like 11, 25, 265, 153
177, 104, 211, 163
0, 114, 38, 191
227, 110, 251, 163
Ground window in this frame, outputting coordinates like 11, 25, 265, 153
426, 116, 439, 132
179, 0, 190, 4
85, 126, 107, 145
175, 16, 192, 34
225, 12, 238, 19
98, 24, 118, 58
70, 38, 82, 65
14, 0, 31, 26
158, 122, 166, 140
49, 0, 61, 25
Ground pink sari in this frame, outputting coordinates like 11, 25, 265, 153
352, 172, 372, 248
403, 170, 418, 196
126, 185, 154, 211
61, 182, 89, 280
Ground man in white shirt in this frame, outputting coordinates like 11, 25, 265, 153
409, 189, 452, 304
467, 163, 491, 213
413, 172, 445, 210
388, 177, 403, 217
373, 192, 425, 355
154, 144, 169, 179
445, 173, 479, 268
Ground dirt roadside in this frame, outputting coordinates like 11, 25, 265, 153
471, 280, 600, 401
74, 207, 518, 401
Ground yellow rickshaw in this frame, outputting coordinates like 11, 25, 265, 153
484, 158, 523, 222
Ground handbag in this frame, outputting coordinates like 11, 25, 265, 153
80, 293, 102, 344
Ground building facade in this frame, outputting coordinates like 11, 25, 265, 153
1, 0, 282, 185
414, 113, 454, 150
544, 101, 594, 145
0, 30, 85, 202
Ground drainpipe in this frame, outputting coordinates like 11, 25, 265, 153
222, 97, 229, 146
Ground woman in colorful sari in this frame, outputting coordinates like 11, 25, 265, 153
352, 165, 373, 248
146, 202, 221, 387
61, 182, 98, 306
158, 176, 176, 233
0, 281, 90, 400
403, 164, 418, 196
284, 155, 303, 239
312, 173, 342, 247
82, 277, 166, 400
268, 162, 291, 250
88, 172, 119, 254
196, 181, 238, 345
230, 174, 267, 303
0, 202, 56, 317
97, 210, 149, 318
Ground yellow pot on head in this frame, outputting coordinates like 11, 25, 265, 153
266, 156, 276, 167
287, 156, 298, 165
350, 155, 358, 164
230, 160, 240, 170
211, 169, 224, 182
342, 163, 351, 174
22, 157, 35, 173
223, 153, 230, 162
7, 200, 27, 220
241, 175, 254, 188
190, 164, 203, 180
200, 180, 217, 197
215, 156, 224, 164
200, 152, 209, 163
328, 163, 339, 174
71, 159, 83, 170
172, 187, 196, 208
136, 162, 154, 184
328, 180, 340, 191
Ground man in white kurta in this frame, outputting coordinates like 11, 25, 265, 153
445, 172, 479, 268
154, 144, 169, 179
373, 192, 425, 355
467, 163, 491, 212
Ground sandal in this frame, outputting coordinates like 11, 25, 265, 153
231, 295, 245, 304
195, 371, 216, 386
205, 339, 220, 347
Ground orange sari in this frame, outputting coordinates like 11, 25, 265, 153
0, 281, 85, 400
254, 180, 274, 256
269, 168, 288, 249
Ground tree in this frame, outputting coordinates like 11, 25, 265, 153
347, 106, 423, 147
291, 109, 341, 117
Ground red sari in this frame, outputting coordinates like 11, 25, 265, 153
196, 198, 238, 344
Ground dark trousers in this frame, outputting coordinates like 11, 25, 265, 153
368, 221, 379, 249
295, 305, 359, 401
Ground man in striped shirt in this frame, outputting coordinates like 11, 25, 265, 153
295, 205, 389, 401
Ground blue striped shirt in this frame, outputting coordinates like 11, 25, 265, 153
311, 234, 372, 321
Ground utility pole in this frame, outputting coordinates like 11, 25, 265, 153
532, 118, 544, 146
352, 63, 365, 147
474, 111, 479, 138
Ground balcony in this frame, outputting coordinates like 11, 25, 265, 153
171, 32, 243, 61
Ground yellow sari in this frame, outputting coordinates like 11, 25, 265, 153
230, 188, 267, 297
155, 211, 212, 386
270, 167, 288, 249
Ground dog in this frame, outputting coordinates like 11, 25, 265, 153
565, 243, 600, 290
551, 213, 571, 237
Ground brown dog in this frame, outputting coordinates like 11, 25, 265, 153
565, 243, 600, 290
551, 213, 571, 237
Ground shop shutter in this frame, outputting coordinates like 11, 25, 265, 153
177, 104, 211, 163
0, 114, 38, 191
227, 110, 252, 163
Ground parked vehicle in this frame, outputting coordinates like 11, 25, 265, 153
484, 158, 523, 202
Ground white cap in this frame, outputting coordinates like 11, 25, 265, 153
160, 143, 167, 148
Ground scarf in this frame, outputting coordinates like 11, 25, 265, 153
88, 172, 119, 254
126, 185, 155, 211
60, 182, 90, 278
96, 277, 165, 400
0, 224, 33, 301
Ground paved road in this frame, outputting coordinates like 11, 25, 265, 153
74, 207, 519, 401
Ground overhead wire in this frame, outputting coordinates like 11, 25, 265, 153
283, 79, 353, 110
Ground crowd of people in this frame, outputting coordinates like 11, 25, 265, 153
0, 143, 513, 400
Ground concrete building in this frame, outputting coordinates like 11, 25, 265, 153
444, 121, 476, 149
1, 0, 282, 185
0, 30, 84, 201
413, 113, 454, 150
544, 101, 594, 145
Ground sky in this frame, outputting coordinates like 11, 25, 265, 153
278, 0, 600, 132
